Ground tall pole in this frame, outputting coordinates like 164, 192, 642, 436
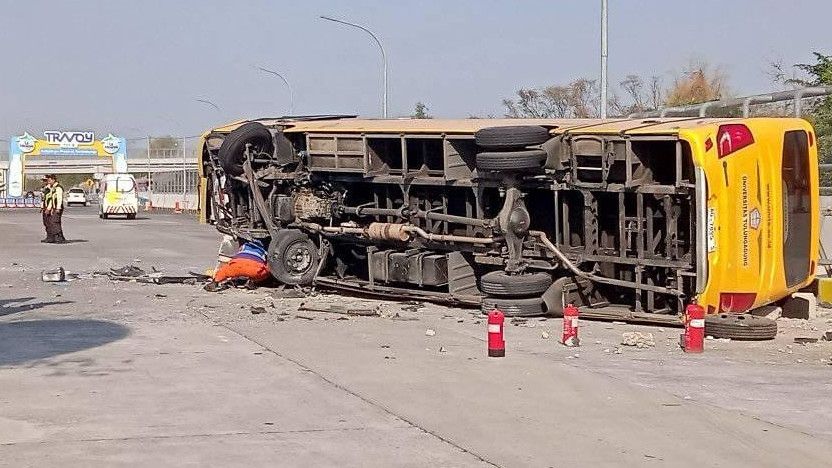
320, 15, 388, 118
181, 136, 187, 209
146, 135, 152, 206
256, 66, 295, 115
600, 0, 609, 119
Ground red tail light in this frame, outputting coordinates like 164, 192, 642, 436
719, 292, 757, 313
717, 124, 754, 158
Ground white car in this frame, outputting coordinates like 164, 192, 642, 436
66, 188, 88, 207
99, 173, 138, 219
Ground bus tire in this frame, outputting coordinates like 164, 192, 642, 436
218, 122, 274, 177
480, 271, 552, 297
267, 230, 320, 286
704, 314, 777, 340
481, 296, 547, 317
476, 149, 547, 171
475, 125, 550, 149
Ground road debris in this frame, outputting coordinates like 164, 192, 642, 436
298, 302, 380, 317
541, 331, 550, 339
425, 329, 436, 336
110, 265, 145, 277
250, 306, 268, 315
401, 301, 425, 313
41, 267, 66, 282
271, 286, 309, 299
621, 332, 656, 348
794, 337, 819, 345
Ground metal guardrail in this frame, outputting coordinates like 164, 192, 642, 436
630, 86, 832, 118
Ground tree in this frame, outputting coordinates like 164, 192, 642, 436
411, 102, 432, 119
785, 53, 832, 161
502, 79, 600, 118
612, 74, 664, 115
665, 62, 728, 106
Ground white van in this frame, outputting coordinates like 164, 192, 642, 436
99, 173, 138, 219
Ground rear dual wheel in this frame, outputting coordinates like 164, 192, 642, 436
479, 270, 553, 317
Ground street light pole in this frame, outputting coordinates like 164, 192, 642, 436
320, 15, 388, 118
256, 66, 295, 115
600, 0, 609, 119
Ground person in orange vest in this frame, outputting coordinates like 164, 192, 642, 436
207, 240, 271, 289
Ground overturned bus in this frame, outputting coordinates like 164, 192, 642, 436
198, 116, 818, 328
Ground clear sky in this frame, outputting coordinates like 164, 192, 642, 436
0, 0, 829, 140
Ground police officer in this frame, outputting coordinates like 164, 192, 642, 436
40, 175, 51, 242
42, 174, 66, 244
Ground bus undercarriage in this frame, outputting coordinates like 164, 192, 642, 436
203, 120, 699, 324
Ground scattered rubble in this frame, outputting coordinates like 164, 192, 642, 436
621, 332, 656, 348
425, 329, 436, 337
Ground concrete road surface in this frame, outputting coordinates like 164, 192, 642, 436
1, 206, 831, 467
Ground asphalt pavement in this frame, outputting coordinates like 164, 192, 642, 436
1, 205, 831, 467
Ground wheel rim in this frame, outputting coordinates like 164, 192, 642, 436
284, 241, 313, 276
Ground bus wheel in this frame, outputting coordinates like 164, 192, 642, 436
267, 230, 320, 286
476, 149, 547, 172
704, 314, 777, 340
479, 270, 552, 297
475, 125, 550, 150
481, 296, 547, 317
218, 122, 274, 177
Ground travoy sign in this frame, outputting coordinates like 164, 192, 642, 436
6, 131, 127, 197
43, 131, 95, 146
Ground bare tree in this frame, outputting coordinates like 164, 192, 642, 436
665, 61, 728, 106
503, 78, 600, 118
619, 75, 645, 111
648, 75, 664, 110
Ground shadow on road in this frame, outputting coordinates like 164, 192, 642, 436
0, 297, 74, 317
0, 319, 130, 366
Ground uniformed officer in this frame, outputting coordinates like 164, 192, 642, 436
43, 174, 66, 244
40, 175, 51, 242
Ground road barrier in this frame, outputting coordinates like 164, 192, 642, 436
0, 197, 42, 208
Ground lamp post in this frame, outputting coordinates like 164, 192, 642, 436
320, 15, 388, 118
600, 0, 609, 119
256, 66, 295, 115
